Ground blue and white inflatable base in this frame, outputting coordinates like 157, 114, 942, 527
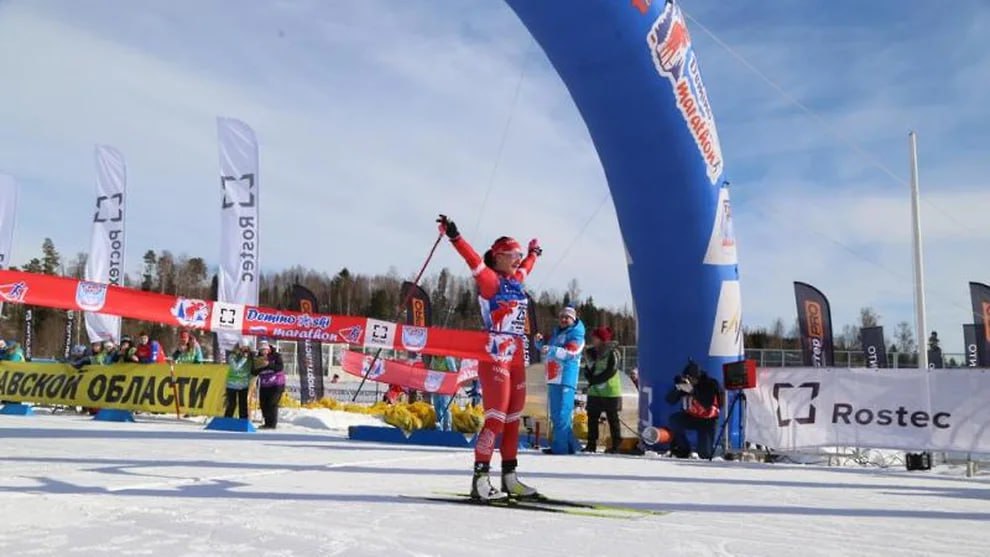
205, 417, 256, 432
0, 402, 34, 416
93, 409, 135, 422
349, 425, 474, 448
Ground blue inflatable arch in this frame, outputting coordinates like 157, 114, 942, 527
506, 0, 743, 440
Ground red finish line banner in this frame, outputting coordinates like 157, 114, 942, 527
340, 350, 468, 396
0, 270, 521, 364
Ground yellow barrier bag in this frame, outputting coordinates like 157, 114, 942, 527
0, 362, 228, 416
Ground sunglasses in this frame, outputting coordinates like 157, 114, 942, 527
494, 251, 523, 260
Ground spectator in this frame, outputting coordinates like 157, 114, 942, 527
664, 360, 721, 459
465, 379, 482, 407
115, 336, 139, 363
68, 344, 91, 370
100, 341, 117, 365
383, 384, 405, 405
428, 355, 459, 432
224, 339, 253, 420
537, 306, 585, 455
252, 340, 285, 429
330, 373, 340, 384
135, 331, 166, 363
583, 326, 622, 453
172, 330, 204, 363
0, 339, 24, 404
88, 341, 108, 366
0, 339, 25, 362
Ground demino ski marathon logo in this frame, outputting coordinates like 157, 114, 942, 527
646, 1, 724, 184
772, 382, 952, 430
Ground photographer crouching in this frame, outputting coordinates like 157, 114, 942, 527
664, 360, 721, 459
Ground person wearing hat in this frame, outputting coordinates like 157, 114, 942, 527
100, 341, 118, 364
437, 213, 542, 501
114, 336, 139, 363
582, 326, 622, 453
225, 339, 254, 420
172, 330, 204, 364
251, 339, 285, 429
89, 341, 109, 366
538, 306, 585, 455
0, 339, 24, 362
664, 359, 721, 459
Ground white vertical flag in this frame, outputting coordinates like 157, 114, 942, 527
83, 145, 127, 343
0, 174, 19, 315
0, 175, 19, 336
0, 174, 18, 270
216, 117, 260, 351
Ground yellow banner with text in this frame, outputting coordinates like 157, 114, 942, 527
0, 362, 228, 416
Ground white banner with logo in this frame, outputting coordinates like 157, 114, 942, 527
216, 117, 260, 351
83, 146, 126, 343
0, 174, 18, 316
746, 367, 990, 453
0, 174, 18, 269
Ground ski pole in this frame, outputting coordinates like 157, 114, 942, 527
351, 230, 444, 402
168, 359, 182, 420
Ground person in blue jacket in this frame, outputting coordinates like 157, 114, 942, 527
537, 306, 585, 454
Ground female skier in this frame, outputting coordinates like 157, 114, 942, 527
437, 214, 541, 501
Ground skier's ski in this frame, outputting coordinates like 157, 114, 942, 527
400, 495, 649, 519
435, 491, 668, 516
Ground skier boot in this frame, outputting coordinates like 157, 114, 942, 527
500, 459, 539, 500
470, 462, 508, 502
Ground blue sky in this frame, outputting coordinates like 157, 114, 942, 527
0, 0, 987, 356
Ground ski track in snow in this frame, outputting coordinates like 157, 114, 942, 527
1, 412, 988, 556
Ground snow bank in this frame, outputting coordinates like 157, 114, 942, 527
280, 407, 386, 432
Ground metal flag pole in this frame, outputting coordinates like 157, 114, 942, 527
908, 131, 929, 370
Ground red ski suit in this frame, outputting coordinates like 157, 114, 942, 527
451, 235, 536, 464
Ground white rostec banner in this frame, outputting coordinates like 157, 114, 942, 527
0, 174, 18, 270
0, 173, 18, 313
216, 117, 259, 351
747, 367, 990, 453
84, 146, 127, 343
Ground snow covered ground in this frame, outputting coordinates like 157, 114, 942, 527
1, 410, 987, 557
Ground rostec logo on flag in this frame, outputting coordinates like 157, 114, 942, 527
93, 193, 124, 223
221, 174, 255, 209
210, 302, 244, 332
772, 382, 820, 427
365, 319, 395, 349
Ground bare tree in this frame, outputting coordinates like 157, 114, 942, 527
894, 321, 916, 354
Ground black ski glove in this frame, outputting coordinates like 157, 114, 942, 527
437, 214, 459, 240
